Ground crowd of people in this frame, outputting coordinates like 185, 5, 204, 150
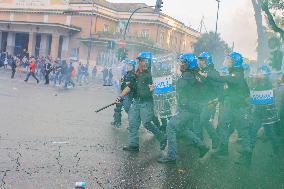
112, 50, 283, 167
0, 51, 100, 88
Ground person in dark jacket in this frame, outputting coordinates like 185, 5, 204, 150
10, 56, 17, 79
197, 52, 223, 149
158, 53, 209, 164
116, 52, 166, 153
44, 60, 52, 85
200, 52, 252, 165
249, 65, 280, 156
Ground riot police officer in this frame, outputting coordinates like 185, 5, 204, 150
111, 59, 136, 127
200, 52, 252, 164
197, 52, 222, 149
116, 52, 166, 152
158, 53, 209, 164
249, 65, 280, 155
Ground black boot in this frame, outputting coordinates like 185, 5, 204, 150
158, 133, 167, 150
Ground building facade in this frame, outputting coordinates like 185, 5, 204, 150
0, 0, 200, 65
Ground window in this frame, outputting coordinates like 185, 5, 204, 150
103, 24, 110, 32
140, 29, 149, 39
159, 32, 165, 45
70, 48, 79, 61
44, 15, 48, 23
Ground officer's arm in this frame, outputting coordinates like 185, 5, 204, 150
207, 71, 240, 85
121, 86, 131, 97
205, 71, 226, 83
221, 73, 242, 85
115, 86, 130, 104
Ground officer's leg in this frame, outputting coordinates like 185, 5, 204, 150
264, 123, 280, 155
202, 103, 218, 148
158, 112, 189, 162
235, 107, 252, 152
216, 103, 234, 156
140, 101, 165, 149
160, 118, 168, 132
126, 101, 141, 149
182, 113, 209, 158
249, 109, 262, 153
152, 116, 161, 128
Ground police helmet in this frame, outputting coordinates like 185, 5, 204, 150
179, 53, 198, 70
198, 52, 213, 65
124, 59, 137, 66
259, 65, 271, 75
137, 51, 152, 68
228, 52, 244, 68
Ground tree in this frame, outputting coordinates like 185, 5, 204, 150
193, 32, 231, 67
251, 0, 268, 64
261, 0, 284, 40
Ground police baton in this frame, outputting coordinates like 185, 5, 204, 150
95, 102, 117, 113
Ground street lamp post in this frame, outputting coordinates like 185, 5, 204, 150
86, 0, 95, 66
123, 6, 155, 40
215, 0, 220, 36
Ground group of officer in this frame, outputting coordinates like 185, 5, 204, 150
112, 50, 282, 166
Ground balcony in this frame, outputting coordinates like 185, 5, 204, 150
94, 31, 156, 47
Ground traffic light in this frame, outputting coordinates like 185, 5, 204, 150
155, 0, 163, 13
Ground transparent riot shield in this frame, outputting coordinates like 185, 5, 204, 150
152, 53, 179, 119
248, 67, 280, 125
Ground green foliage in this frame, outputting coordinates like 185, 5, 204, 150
268, 0, 284, 9
193, 32, 231, 67
261, 0, 284, 40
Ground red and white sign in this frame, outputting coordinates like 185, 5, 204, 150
118, 39, 126, 48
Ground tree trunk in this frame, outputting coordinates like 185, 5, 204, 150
251, 0, 268, 64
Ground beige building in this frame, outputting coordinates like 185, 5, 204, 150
0, 0, 200, 65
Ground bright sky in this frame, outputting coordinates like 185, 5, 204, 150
108, 0, 258, 59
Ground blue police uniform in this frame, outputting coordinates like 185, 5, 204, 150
123, 52, 166, 152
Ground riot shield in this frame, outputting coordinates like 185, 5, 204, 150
248, 67, 280, 125
152, 53, 179, 119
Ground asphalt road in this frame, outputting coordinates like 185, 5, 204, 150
0, 70, 283, 189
